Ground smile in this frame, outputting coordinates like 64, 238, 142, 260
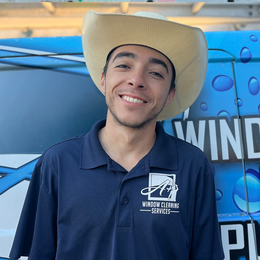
120, 95, 146, 104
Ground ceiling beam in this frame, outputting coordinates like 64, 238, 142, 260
1, 16, 259, 30
0, 3, 259, 38
41, 2, 56, 14
191, 2, 205, 14
0, 3, 259, 18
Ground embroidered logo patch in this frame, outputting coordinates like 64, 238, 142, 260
140, 173, 179, 214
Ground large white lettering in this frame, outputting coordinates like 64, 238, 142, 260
171, 116, 260, 163
245, 118, 260, 159
247, 222, 260, 260
185, 120, 206, 151
220, 119, 242, 160
174, 121, 185, 140
209, 120, 218, 161
220, 222, 260, 260
221, 224, 244, 260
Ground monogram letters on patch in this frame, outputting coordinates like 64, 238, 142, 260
140, 173, 179, 214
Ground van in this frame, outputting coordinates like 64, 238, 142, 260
0, 31, 260, 259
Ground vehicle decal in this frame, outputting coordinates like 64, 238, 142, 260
0, 158, 39, 195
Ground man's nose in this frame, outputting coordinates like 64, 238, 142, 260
128, 69, 146, 89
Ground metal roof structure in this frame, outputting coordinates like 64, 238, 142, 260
0, 2, 260, 38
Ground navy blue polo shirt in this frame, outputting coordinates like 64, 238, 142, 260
10, 119, 224, 260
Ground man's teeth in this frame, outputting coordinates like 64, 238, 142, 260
121, 95, 144, 103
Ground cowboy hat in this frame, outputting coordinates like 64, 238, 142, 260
82, 10, 208, 121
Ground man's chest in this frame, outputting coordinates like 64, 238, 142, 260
56, 166, 195, 233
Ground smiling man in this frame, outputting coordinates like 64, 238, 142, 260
101, 45, 175, 130
98, 45, 175, 172
10, 11, 224, 260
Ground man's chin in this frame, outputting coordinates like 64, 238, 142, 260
112, 115, 157, 130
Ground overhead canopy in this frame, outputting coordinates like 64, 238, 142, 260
0, 2, 260, 38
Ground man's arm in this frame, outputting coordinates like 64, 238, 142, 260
28, 180, 57, 259
9, 157, 43, 258
189, 159, 224, 260
10, 154, 57, 259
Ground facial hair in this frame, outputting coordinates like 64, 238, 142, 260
105, 83, 168, 130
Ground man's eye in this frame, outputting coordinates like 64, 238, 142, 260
151, 72, 163, 78
116, 64, 129, 69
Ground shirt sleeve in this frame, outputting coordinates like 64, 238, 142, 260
189, 158, 225, 260
28, 181, 57, 259
9, 154, 58, 259
9, 157, 43, 259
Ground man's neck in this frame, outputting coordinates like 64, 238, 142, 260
98, 114, 157, 172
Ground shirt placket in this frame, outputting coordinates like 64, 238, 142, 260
111, 159, 150, 260
111, 178, 132, 260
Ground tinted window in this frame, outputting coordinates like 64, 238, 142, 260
0, 62, 107, 154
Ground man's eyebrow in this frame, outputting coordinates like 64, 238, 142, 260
112, 52, 137, 62
149, 58, 169, 74
112, 52, 169, 74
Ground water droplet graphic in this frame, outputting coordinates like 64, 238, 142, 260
212, 75, 234, 92
238, 256, 246, 260
233, 176, 247, 213
215, 190, 223, 201
248, 77, 259, 95
250, 35, 258, 42
200, 102, 208, 111
233, 171, 260, 213
234, 98, 243, 107
246, 168, 259, 179
240, 47, 252, 63
217, 110, 231, 120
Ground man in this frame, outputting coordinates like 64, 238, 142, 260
10, 11, 224, 260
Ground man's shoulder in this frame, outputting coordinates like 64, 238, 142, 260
166, 133, 206, 157
165, 133, 209, 168
166, 135, 213, 176
40, 133, 87, 165
49, 133, 85, 153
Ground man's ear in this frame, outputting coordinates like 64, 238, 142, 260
165, 88, 176, 107
100, 73, 105, 94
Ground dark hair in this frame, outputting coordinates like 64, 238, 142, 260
103, 46, 176, 93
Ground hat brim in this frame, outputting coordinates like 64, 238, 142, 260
82, 11, 208, 121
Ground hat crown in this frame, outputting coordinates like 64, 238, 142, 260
82, 10, 208, 120
133, 11, 168, 21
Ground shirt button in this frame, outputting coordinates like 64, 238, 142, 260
122, 197, 129, 205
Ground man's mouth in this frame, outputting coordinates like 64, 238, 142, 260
120, 95, 146, 104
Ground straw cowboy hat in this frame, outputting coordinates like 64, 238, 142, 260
82, 10, 208, 121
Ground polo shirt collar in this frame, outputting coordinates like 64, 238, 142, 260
149, 122, 178, 171
80, 119, 178, 171
81, 119, 107, 169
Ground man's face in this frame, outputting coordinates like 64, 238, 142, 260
101, 45, 175, 129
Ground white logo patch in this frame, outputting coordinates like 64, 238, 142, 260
140, 173, 179, 215
141, 173, 178, 201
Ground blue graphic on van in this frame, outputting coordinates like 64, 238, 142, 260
217, 110, 231, 120
215, 189, 223, 201
234, 98, 243, 107
248, 77, 259, 95
240, 47, 252, 63
212, 75, 234, 92
0, 159, 38, 195
233, 169, 260, 214
200, 102, 208, 111
250, 35, 258, 42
